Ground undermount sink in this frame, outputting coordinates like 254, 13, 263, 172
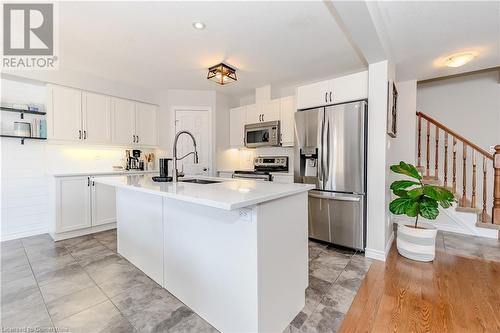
180, 179, 222, 185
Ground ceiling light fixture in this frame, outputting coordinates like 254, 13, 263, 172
192, 22, 206, 30
444, 52, 475, 68
207, 63, 237, 85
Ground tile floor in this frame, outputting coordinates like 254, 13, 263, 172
1, 229, 371, 333
4, 229, 495, 333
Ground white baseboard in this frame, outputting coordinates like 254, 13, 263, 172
365, 231, 394, 262
1, 225, 49, 242
50, 222, 116, 241
385, 231, 394, 255
364, 248, 386, 261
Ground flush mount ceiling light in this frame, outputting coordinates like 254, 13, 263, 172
444, 52, 475, 68
207, 63, 237, 85
192, 22, 206, 30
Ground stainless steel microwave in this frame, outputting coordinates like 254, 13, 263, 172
244, 121, 280, 148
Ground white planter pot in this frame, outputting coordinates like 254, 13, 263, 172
396, 224, 438, 262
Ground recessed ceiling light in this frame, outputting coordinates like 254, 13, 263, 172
444, 52, 475, 68
192, 22, 206, 30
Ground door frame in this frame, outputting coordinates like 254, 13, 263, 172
171, 106, 214, 176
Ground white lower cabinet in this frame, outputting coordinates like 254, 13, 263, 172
91, 180, 116, 226
52, 175, 117, 240
56, 176, 92, 232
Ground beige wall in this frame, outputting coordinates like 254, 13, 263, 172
417, 70, 500, 151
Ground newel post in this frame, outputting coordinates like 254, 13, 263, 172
493, 145, 500, 225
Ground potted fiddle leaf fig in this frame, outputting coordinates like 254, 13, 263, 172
389, 161, 455, 262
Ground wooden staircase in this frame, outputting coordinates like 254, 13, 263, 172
416, 112, 500, 234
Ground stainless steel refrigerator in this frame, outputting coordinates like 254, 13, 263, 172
294, 100, 367, 250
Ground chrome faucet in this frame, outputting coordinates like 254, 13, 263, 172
172, 130, 199, 182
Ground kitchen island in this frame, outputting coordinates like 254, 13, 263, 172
93, 175, 314, 333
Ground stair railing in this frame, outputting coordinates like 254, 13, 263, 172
416, 112, 498, 226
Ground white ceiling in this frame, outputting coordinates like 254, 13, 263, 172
376, 1, 500, 81
58, 1, 366, 97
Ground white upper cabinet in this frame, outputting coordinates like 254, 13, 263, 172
245, 100, 280, 124
112, 98, 158, 146
280, 96, 296, 147
49, 85, 158, 147
49, 86, 82, 141
229, 106, 246, 147
245, 104, 261, 124
111, 98, 136, 145
135, 102, 158, 146
82, 92, 111, 143
262, 99, 280, 122
297, 71, 368, 110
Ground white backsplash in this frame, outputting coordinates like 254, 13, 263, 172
217, 146, 294, 172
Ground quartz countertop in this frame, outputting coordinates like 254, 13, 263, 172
49, 170, 158, 177
93, 174, 314, 210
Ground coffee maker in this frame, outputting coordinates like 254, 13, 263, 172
126, 150, 144, 170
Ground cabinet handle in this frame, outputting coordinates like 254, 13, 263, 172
329, 91, 332, 103
262, 114, 264, 122
133, 135, 136, 143
79, 130, 82, 140
137, 135, 139, 143
92, 180, 95, 186
83, 130, 87, 139
325, 92, 328, 103
259, 114, 261, 122
87, 177, 90, 186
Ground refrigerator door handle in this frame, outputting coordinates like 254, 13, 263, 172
318, 110, 326, 183
309, 192, 361, 202
324, 119, 331, 183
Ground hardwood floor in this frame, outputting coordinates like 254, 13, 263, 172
339, 242, 500, 333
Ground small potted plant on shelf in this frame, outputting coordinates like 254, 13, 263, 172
389, 161, 455, 262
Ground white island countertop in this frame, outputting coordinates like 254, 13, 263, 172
49, 170, 158, 177
93, 174, 314, 210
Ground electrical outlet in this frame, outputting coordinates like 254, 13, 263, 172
239, 208, 251, 221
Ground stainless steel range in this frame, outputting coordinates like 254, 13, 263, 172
232, 156, 289, 181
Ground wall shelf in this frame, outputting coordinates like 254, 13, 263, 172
0, 134, 47, 145
1, 106, 46, 119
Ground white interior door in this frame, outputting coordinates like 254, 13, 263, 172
174, 109, 211, 176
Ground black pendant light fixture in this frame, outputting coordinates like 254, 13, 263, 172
207, 63, 237, 85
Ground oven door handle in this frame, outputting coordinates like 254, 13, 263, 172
232, 174, 271, 181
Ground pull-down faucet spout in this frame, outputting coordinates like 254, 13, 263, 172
172, 130, 199, 182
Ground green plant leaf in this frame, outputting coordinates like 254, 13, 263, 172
407, 187, 424, 198
419, 198, 439, 220
423, 186, 454, 202
404, 202, 419, 217
390, 161, 422, 180
393, 189, 408, 197
389, 197, 417, 215
390, 180, 420, 191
